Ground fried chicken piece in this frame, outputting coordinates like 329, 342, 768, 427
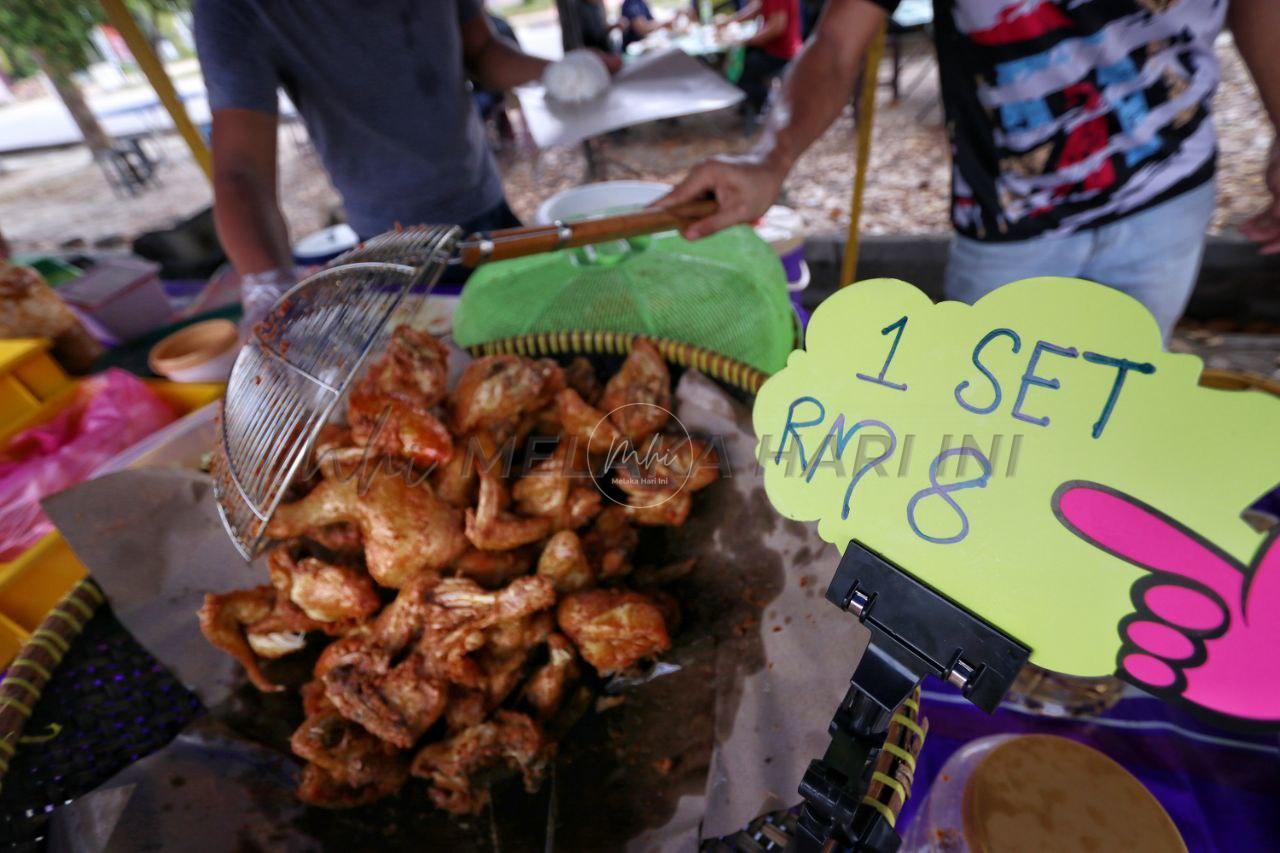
651, 434, 720, 493
486, 610, 553, 657
199, 582, 339, 691
536, 530, 595, 594
416, 577, 556, 688
581, 506, 638, 579
321, 575, 555, 746
451, 546, 533, 588
198, 587, 289, 692
267, 470, 467, 588
442, 612, 552, 733
610, 434, 717, 525
320, 641, 449, 748
267, 546, 380, 624
511, 446, 572, 518
410, 710, 554, 815
465, 468, 553, 551
431, 437, 479, 508
522, 633, 580, 721
624, 490, 692, 527
474, 611, 554, 711
557, 589, 672, 674
303, 522, 364, 557
450, 355, 564, 435
328, 328, 455, 467
301, 679, 336, 716
314, 576, 450, 747
555, 487, 603, 531
357, 325, 451, 407
599, 340, 671, 442
298, 762, 401, 809
348, 392, 454, 467
291, 711, 409, 791
444, 686, 489, 733
307, 425, 365, 479
366, 570, 441, 651
511, 443, 602, 532
556, 388, 622, 454
564, 356, 601, 405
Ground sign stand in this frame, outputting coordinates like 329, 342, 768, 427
790, 541, 1032, 851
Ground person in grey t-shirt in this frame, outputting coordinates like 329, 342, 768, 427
194, 0, 616, 324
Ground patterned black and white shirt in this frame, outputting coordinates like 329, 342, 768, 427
873, 0, 1224, 240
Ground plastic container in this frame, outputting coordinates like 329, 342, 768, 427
57, 257, 172, 343
22, 257, 82, 288
148, 318, 240, 382
535, 181, 672, 224
900, 734, 1183, 852
755, 205, 807, 284
0, 339, 75, 445
753, 205, 810, 327
293, 224, 360, 266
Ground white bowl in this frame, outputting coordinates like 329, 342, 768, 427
148, 319, 240, 383
535, 181, 673, 225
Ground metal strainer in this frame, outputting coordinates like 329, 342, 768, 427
212, 200, 715, 560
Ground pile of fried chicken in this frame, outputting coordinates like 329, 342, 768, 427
200, 327, 718, 813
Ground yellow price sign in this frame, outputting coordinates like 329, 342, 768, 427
754, 278, 1280, 727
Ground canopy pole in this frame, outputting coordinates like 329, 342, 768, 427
99, 0, 212, 181
840, 24, 886, 288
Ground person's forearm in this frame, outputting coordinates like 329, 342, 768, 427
727, 1, 762, 25
1230, 0, 1280, 132
752, 0, 886, 174
745, 12, 787, 46
469, 33, 549, 91
633, 16, 665, 36
213, 172, 293, 275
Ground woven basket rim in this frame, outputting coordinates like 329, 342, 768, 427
0, 579, 104, 789
465, 330, 771, 398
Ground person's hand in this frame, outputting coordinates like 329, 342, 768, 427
656, 153, 788, 240
1240, 138, 1280, 255
588, 49, 623, 74
239, 267, 298, 339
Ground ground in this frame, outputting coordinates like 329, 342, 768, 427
1, 34, 1271, 256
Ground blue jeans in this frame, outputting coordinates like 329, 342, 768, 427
944, 180, 1216, 341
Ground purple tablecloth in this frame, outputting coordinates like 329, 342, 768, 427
899, 685, 1280, 852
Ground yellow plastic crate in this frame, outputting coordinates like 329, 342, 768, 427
0, 364, 223, 664
0, 533, 86, 631
0, 611, 31, 666
0, 339, 74, 443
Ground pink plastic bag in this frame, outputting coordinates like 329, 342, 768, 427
0, 369, 177, 560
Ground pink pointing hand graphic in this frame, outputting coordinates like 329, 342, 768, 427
1054, 481, 1280, 728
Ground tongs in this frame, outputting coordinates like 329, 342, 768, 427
213, 199, 717, 560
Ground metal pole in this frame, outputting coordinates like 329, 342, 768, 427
840, 24, 886, 288
99, 0, 212, 182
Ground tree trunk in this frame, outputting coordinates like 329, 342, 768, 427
31, 49, 115, 158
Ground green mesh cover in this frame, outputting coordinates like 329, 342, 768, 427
453, 225, 795, 374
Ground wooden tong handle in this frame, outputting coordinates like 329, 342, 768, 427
458, 198, 717, 267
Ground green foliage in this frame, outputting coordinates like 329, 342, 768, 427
0, 0, 188, 76
0, 0, 101, 75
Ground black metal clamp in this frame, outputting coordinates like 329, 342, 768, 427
788, 541, 1032, 852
